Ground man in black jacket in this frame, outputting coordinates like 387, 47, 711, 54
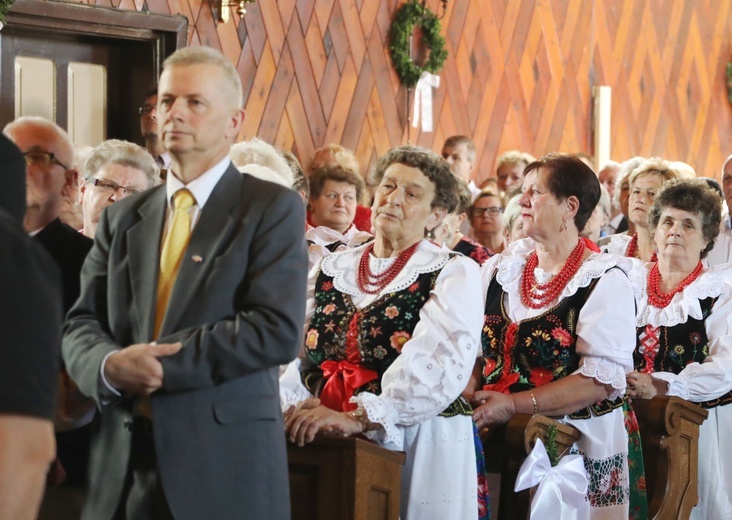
3, 117, 93, 519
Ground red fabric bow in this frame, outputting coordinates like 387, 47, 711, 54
319, 360, 378, 412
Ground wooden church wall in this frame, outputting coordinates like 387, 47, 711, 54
85, 0, 732, 182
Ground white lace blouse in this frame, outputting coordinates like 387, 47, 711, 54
479, 238, 637, 400
305, 224, 373, 270
628, 262, 732, 402
280, 239, 483, 448
602, 233, 632, 256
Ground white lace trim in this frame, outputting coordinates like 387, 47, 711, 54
350, 329, 478, 448
602, 234, 632, 256
305, 224, 372, 248
492, 243, 635, 302
278, 359, 314, 413
321, 240, 451, 296
351, 392, 403, 447
578, 357, 627, 400
633, 264, 732, 327
651, 372, 689, 400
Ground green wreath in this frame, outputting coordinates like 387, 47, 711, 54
0, 0, 14, 24
389, 1, 448, 88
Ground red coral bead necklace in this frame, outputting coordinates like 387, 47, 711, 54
647, 261, 703, 308
357, 241, 420, 295
626, 233, 657, 262
521, 238, 587, 309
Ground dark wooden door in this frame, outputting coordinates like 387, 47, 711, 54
0, 0, 187, 144
1, 26, 155, 143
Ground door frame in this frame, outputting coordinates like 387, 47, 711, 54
5, 0, 187, 71
0, 0, 187, 131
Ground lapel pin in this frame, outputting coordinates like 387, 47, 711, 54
191, 255, 203, 263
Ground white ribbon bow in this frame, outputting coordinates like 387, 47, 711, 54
514, 438, 590, 520
412, 71, 440, 132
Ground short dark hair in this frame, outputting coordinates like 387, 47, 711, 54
309, 164, 365, 203
648, 178, 722, 259
523, 153, 600, 232
370, 146, 458, 212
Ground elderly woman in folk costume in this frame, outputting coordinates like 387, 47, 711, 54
281, 146, 487, 519
626, 178, 732, 519
468, 153, 645, 519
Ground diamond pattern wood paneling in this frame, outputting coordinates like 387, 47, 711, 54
84, 0, 732, 181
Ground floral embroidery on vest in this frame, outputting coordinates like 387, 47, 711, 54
635, 296, 732, 409
302, 268, 438, 411
481, 272, 623, 419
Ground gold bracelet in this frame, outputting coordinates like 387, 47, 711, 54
529, 390, 538, 414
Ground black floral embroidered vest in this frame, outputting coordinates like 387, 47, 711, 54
482, 272, 623, 419
635, 296, 732, 409
302, 265, 471, 417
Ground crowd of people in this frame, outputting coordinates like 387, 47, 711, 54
1, 45, 731, 520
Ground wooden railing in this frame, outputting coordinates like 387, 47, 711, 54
287, 436, 406, 520
482, 397, 709, 520
632, 396, 708, 520
481, 414, 581, 520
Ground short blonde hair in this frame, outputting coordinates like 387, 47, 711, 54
614, 156, 645, 205
628, 157, 680, 189
163, 47, 243, 109
495, 150, 535, 172
502, 194, 522, 230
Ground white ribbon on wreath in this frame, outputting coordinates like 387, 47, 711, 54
412, 71, 440, 132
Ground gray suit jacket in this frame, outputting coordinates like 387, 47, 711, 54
63, 164, 307, 520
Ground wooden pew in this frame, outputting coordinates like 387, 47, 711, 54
287, 435, 406, 520
632, 396, 708, 520
481, 414, 581, 520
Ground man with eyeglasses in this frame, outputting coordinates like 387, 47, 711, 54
3, 116, 93, 520
3, 116, 92, 311
139, 85, 170, 175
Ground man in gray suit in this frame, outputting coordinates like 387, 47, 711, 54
63, 47, 307, 520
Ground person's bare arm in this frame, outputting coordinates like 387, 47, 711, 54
471, 374, 613, 429
0, 415, 55, 520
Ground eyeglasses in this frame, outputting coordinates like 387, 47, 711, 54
22, 151, 69, 171
87, 177, 144, 196
138, 104, 156, 115
472, 206, 503, 216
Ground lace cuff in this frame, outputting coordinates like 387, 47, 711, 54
651, 372, 688, 400
576, 356, 628, 400
351, 392, 403, 449
279, 359, 314, 413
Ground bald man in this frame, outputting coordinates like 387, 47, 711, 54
3, 117, 93, 311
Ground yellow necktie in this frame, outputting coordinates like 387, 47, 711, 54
154, 188, 196, 338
